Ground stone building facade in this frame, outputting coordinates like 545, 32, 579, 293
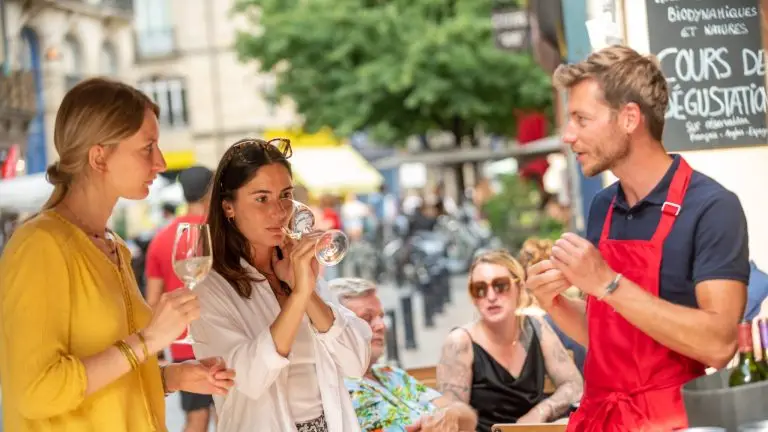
2, 0, 135, 175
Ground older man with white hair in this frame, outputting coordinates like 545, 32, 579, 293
329, 277, 477, 432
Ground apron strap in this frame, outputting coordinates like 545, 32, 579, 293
651, 157, 693, 245
599, 196, 618, 243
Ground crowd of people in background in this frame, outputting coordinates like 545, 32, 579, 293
3, 43, 768, 432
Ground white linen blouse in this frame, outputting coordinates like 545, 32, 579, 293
190, 260, 372, 432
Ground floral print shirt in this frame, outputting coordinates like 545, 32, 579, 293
345, 364, 442, 432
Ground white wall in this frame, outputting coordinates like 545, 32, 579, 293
613, 0, 768, 268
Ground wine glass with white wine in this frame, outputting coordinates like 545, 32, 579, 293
171, 223, 213, 344
280, 199, 349, 266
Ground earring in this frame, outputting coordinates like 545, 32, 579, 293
227, 216, 235, 225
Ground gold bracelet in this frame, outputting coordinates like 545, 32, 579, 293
115, 340, 139, 370
136, 332, 150, 362
117, 341, 139, 370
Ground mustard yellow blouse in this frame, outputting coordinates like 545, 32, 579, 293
0, 211, 166, 432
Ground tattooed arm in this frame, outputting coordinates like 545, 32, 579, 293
520, 317, 583, 423
436, 328, 474, 403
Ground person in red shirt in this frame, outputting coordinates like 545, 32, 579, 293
145, 165, 215, 432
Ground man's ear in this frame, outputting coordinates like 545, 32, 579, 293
620, 102, 643, 135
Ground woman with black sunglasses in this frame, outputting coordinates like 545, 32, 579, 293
188, 138, 372, 432
436, 250, 583, 430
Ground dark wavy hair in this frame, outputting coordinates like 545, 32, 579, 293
208, 138, 292, 299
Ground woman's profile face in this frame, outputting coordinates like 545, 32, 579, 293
223, 163, 293, 248
102, 108, 166, 200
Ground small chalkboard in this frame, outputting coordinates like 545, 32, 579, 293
646, 0, 766, 151
492, 7, 530, 52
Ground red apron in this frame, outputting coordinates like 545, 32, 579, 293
567, 158, 705, 432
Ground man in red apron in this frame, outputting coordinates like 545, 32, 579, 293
526, 45, 750, 431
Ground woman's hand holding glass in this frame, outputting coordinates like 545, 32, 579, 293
272, 231, 324, 293
279, 199, 349, 266
291, 232, 326, 293
171, 223, 212, 344
142, 288, 200, 353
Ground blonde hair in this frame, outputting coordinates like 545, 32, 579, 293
518, 237, 554, 270
552, 44, 668, 141
469, 249, 531, 328
43, 77, 159, 210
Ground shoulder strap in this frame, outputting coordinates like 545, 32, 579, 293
651, 157, 693, 245
451, 326, 474, 341
521, 316, 542, 349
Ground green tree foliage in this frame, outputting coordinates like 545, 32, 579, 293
483, 174, 564, 249
233, 0, 553, 147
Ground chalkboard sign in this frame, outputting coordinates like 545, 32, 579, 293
491, 7, 530, 52
646, 0, 766, 151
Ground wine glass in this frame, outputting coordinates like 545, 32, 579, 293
171, 223, 213, 344
280, 199, 349, 266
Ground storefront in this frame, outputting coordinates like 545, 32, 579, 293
263, 128, 384, 197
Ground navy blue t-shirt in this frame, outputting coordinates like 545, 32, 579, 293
585, 155, 750, 308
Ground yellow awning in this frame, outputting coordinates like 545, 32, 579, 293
290, 145, 383, 195
262, 127, 343, 147
163, 150, 196, 171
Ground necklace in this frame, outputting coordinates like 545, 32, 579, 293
477, 320, 520, 346
59, 203, 117, 257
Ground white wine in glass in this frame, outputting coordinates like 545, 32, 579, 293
171, 223, 212, 344
281, 199, 349, 266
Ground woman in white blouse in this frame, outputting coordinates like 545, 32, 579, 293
190, 138, 372, 432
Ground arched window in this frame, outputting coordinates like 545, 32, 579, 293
17, 32, 34, 71
61, 35, 83, 90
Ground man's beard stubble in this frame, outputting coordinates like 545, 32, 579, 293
585, 132, 631, 177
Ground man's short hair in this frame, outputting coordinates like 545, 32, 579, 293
178, 165, 214, 203
162, 202, 177, 215
552, 44, 668, 141
327, 277, 377, 303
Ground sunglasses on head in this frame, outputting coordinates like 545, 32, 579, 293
219, 137, 292, 191
469, 276, 514, 299
228, 137, 292, 160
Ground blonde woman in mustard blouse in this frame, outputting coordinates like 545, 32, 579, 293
0, 78, 235, 432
